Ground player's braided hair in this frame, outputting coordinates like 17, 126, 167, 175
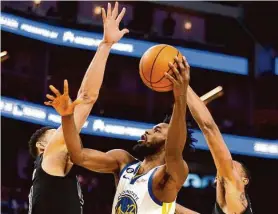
163, 114, 197, 155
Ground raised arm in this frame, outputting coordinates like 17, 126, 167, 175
187, 86, 233, 179
73, 2, 129, 131
44, 2, 128, 141
44, 39, 112, 156
62, 113, 134, 173
46, 80, 135, 173
162, 56, 190, 189
42, 2, 129, 175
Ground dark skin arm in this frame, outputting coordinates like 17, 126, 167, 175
152, 56, 190, 202
62, 114, 134, 174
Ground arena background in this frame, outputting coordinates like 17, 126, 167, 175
1, 1, 278, 213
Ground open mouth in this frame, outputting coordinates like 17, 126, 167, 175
137, 134, 147, 143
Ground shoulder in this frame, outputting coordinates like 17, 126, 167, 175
155, 160, 189, 187
106, 149, 137, 170
107, 149, 139, 180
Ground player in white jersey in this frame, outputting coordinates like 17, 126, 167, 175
45, 22, 196, 214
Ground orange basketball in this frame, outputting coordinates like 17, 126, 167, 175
139, 44, 183, 92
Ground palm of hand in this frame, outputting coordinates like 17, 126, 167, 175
101, 2, 128, 44
44, 80, 81, 116
103, 20, 122, 44
52, 95, 74, 116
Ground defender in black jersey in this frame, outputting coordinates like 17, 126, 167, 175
29, 152, 83, 214
27, 2, 129, 213
187, 87, 253, 214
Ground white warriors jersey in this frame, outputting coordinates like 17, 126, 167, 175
112, 161, 176, 214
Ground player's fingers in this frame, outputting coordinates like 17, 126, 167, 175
107, 2, 112, 17
46, 94, 55, 101
101, 8, 106, 22
164, 72, 178, 86
182, 56, 189, 68
116, 7, 126, 25
64, 79, 69, 96
49, 85, 61, 96
44, 101, 53, 106
182, 56, 190, 79
174, 56, 185, 73
112, 1, 119, 19
121, 28, 129, 36
169, 62, 182, 83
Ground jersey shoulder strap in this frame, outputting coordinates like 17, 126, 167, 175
119, 160, 140, 178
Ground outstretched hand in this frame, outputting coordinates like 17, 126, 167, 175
165, 56, 190, 100
101, 2, 129, 45
44, 80, 82, 116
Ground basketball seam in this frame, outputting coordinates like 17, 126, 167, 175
149, 45, 168, 89
151, 50, 180, 84
151, 50, 181, 89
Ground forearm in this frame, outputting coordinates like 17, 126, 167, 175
77, 42, 112, 102
62, 114, 84, 163
166, 94, 187, 158
187, 86, 233, 173
73, 42, 112, 132
187, 86, 215, 128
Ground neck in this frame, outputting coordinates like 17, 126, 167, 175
139, 151, 165, 174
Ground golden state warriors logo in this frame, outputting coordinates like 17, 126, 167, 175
115, 193, 138, 214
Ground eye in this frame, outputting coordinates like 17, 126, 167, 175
154, 128, 160, 133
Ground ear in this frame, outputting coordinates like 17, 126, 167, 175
242, 177, 249, 186
36, 142, 44, 150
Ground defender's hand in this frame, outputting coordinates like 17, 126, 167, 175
44, 80, 82, 116
101, 2, 129, 45
165, 56, 190, 100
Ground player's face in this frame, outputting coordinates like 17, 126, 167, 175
36, 129, 56, 154
140, 123, 169, 146
133, 123, 168, 158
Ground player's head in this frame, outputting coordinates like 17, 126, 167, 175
214, 161, 251, 189
133, 122, 169, 158
132, 115, 196, 159
28, 127, 56, 158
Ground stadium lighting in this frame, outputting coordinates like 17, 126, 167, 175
94, 6, 102, 15
184, 20, 192, 30
34, 0, 41, 5
0, 51, 8, 58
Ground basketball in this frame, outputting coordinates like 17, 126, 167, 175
139, 44, 183, 92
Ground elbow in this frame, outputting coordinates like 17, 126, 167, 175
78, 90, 98, 104
69, 152, 84, 165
